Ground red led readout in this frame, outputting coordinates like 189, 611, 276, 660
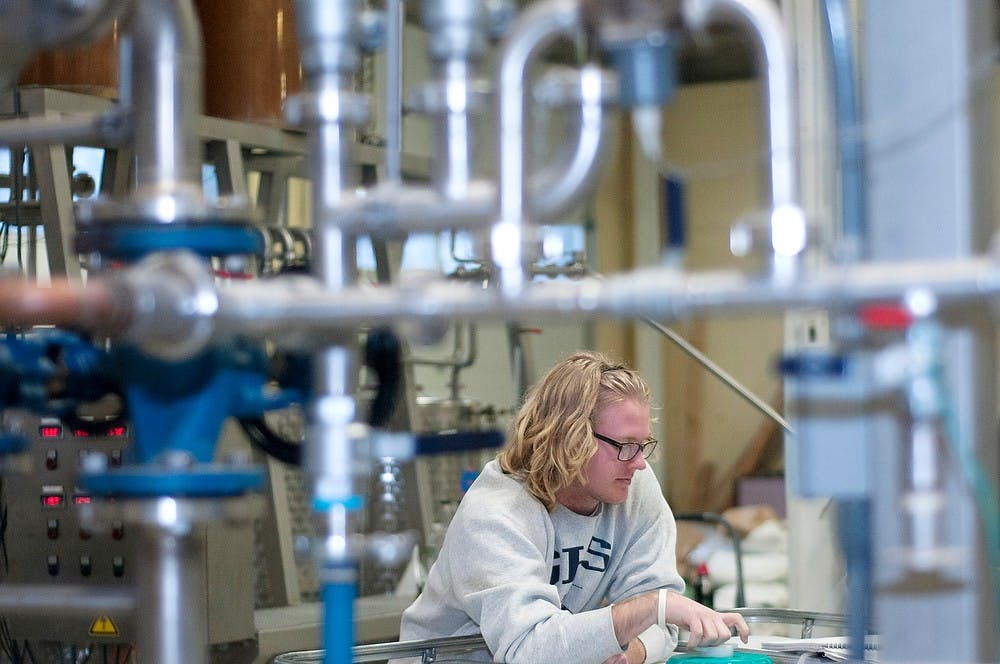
39, 426, 62, 439
73, 495, 92, 505
73, 429, 90, 438
41, 494, 64, 508
107, 425, 127, 438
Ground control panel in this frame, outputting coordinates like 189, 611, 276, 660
2, 411, 135, 644
0, 411, 258, 651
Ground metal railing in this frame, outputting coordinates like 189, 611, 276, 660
274, 634, 490, 663
274, 608, 866, 663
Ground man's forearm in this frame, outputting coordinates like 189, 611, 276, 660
609, 591, 658, 647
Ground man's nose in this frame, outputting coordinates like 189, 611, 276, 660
628, 453, 646, 470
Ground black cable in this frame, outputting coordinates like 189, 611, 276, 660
365, 328, 402, 428
238, 416, 301, 466
240, 329, 405, 466
0, 619, 13, 663
0, 222, 9, 262
1, 504, 10, 574
0, 620, 21, 664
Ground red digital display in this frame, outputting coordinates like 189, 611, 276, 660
107, 425, 127, 438
39, 426, 62, 439
41, 494, 64, 508
73, 495, 92, 505
73, 429, 90, 438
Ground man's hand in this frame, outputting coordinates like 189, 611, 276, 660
664, 592, 750, 649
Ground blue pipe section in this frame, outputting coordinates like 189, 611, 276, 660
113, 343, 301, 463
322, 562, 357, 664
820, 0, 867, 260
837, 498, 872, 663
663, 174, 686, 253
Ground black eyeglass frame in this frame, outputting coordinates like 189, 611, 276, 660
593, 432, 658, 461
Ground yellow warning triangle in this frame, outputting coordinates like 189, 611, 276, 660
89, 615, 120, 637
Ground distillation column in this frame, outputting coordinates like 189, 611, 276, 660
863, 2, 998, 661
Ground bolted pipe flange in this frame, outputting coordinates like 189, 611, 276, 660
406, 79, 492, 116
285, 90, 370, 127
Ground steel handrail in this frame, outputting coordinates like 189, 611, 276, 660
275, 609, 862, 662
274, 634, 490, 663
732, 607, 856, 638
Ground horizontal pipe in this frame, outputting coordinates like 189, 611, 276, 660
0, 278, 130, 332
328, 184, 495, 236
10, 253, 1000, 357
0, 585, 135, 615
0, 110, 130, 147
208, 254, 1000, 339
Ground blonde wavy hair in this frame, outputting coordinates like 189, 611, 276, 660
497, 350, 652, 511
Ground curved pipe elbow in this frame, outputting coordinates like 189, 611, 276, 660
528, 66, 615, 223
683, 0, 804, 275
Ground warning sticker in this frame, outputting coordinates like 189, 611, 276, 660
89, 616, 120, 637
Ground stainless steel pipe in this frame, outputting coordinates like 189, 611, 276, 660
135, 521, 208, 664
13, 251, 1000, 358
494, 0, 582, 296
0, 109, 130, 147
122, 0, 204, 197
684, 0, 805, 281
203, 255, 1000, 341
528, 64, 614, 222
422, 0, 489, 200
0, 585, 135, 615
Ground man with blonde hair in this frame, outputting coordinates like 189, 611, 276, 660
400, 350, 749, 663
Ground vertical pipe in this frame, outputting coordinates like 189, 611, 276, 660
422, 0, 487, 200
837, 498, 872, 664
121, 0, 203, 193
135, 521, 207, 664
313, 116, 357, 290
385, 0, 404, 184
434, 58, 475, 199
294, 2, 364, 661
819, 0, 866, 262
494, 0, 581, 297
321, 560, 357, 664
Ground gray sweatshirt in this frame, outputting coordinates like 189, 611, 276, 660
399, 460, 684, 663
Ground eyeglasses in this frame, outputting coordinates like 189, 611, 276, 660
594, 432, 658, 462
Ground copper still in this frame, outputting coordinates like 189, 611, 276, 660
18, 21, 121, 100
195, 0, 303, 124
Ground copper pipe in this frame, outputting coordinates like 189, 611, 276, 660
0, 278, 130, 334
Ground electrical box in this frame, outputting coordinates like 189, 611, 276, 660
1, 411, 257, 649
